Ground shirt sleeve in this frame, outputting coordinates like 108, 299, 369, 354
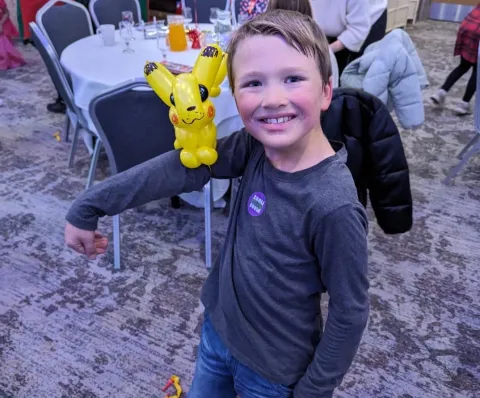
293, 204, 370, 397
65, 129, 253, 231
338, 0, 372, 52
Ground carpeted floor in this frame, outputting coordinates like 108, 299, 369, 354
1, 20, 479, 398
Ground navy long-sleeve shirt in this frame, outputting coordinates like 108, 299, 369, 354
66, 129, 370, 397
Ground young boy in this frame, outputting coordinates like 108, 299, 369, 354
64, 10, 369, 397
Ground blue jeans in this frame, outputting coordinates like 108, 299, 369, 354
188, 314, 294, 397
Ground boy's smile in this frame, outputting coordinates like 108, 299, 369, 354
232, 34, 332, 169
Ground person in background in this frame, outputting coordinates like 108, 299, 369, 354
431, 5, 480, 116
267, 0, 313, 17
238, 0, 269, 19
0, 0, 26, 70
359, 0, 387, 55
311, 0, 370, 75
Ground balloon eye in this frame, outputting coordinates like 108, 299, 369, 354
170, 93, 175, 106
199, 85, 209, 102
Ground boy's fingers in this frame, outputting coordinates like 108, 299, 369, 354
83, 239, 97, 260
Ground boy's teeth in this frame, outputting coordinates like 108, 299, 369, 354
264, 116, 292, 124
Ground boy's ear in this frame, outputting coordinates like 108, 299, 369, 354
320, 77, 333, 111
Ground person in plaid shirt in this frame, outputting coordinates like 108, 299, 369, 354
431, 5, 480, 115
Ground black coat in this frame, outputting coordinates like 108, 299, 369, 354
321, 88, 413, 234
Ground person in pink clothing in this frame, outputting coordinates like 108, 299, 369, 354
0, 0, 26, 70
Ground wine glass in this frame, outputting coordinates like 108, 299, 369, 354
122, 10, 134, 23
119, 21, 134, 53
157, 23, 168, 61
183, 7, 193, 26
122, 11, 135, 40
210, 7, 220, 41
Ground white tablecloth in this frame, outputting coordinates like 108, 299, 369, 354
61, 24, 239, 207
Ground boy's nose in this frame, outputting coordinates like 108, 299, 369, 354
187, 106, 196, 111
262, 86, 288, 108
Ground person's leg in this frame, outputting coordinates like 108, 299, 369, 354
233, 359, 295, 398
455, 62, 477, 115
431, 57, 473, 106
441, 57, 473, 92
47, 90, 66, 114
188, 314, 237, 398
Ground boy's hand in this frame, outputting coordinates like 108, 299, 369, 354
65, 222, 108, 260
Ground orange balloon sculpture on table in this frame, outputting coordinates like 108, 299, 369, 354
144, 44, 228, 169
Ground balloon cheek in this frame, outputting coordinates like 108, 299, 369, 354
171, 113, 179, 125
208, 106, 214, 118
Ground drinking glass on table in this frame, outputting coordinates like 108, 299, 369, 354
237, 13, 249, 27
122, 11, 135, 39
122, 10, 134, 23
119, 21, 134, 53
210, 7, 220, 41
167, 15, 188, 52
157, 21, 169, 61
183, 7, 193, 26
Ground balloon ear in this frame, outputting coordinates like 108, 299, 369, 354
193, 44, 224, 90
210, 53, 228, 98
144, 61, 175, 106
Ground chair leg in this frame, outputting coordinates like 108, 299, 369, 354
85, 138, 102, 189
113, 214, 121, 270
457, 134, 480, 159
64, 115, 71, 142
443, 142, 480, 185
68, 123, 80, 168
204, 180, 212, 270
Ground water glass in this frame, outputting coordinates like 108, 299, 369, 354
119, 21, 134, 53
237, 13, 250, 27
210, 7, 219, 25
157, 22, 169, 61
183, 7, 193, 25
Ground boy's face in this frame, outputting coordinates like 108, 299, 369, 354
233, 35, 332, 153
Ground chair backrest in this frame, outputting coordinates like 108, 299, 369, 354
88, 79, 176, 175
29, 22, 88, 128
89, 0, 142, 29
184, 0, 228, 24
36, 0, 93, 57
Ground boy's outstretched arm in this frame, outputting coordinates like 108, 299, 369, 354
65, 129, 253, 258
293, 204, 370, 398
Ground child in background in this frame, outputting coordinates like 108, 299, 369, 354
64, 10, 369, 397
431, 5, 480, 115
0, 0, 26, 70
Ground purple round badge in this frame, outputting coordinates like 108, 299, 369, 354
247, 192, 266, 216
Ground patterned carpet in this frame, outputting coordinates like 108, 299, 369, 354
1, 20, 479, 398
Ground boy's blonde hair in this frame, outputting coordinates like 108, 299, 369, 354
266, 0, 313, 18
226, 10, 332, 92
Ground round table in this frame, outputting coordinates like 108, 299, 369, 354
61, 24, 239, 207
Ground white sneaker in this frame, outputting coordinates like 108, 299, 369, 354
454, 101, 472, 115
431, 89, 447, 106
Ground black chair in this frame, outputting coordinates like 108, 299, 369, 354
36, 0, 94, 143
36, 0, 93, 56
88, 78, 213, 270
89, 0, 142, 28
29, 22, 100, 188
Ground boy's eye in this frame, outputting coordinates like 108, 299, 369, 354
285, 76, 304, 83
243, 80, 261, 88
